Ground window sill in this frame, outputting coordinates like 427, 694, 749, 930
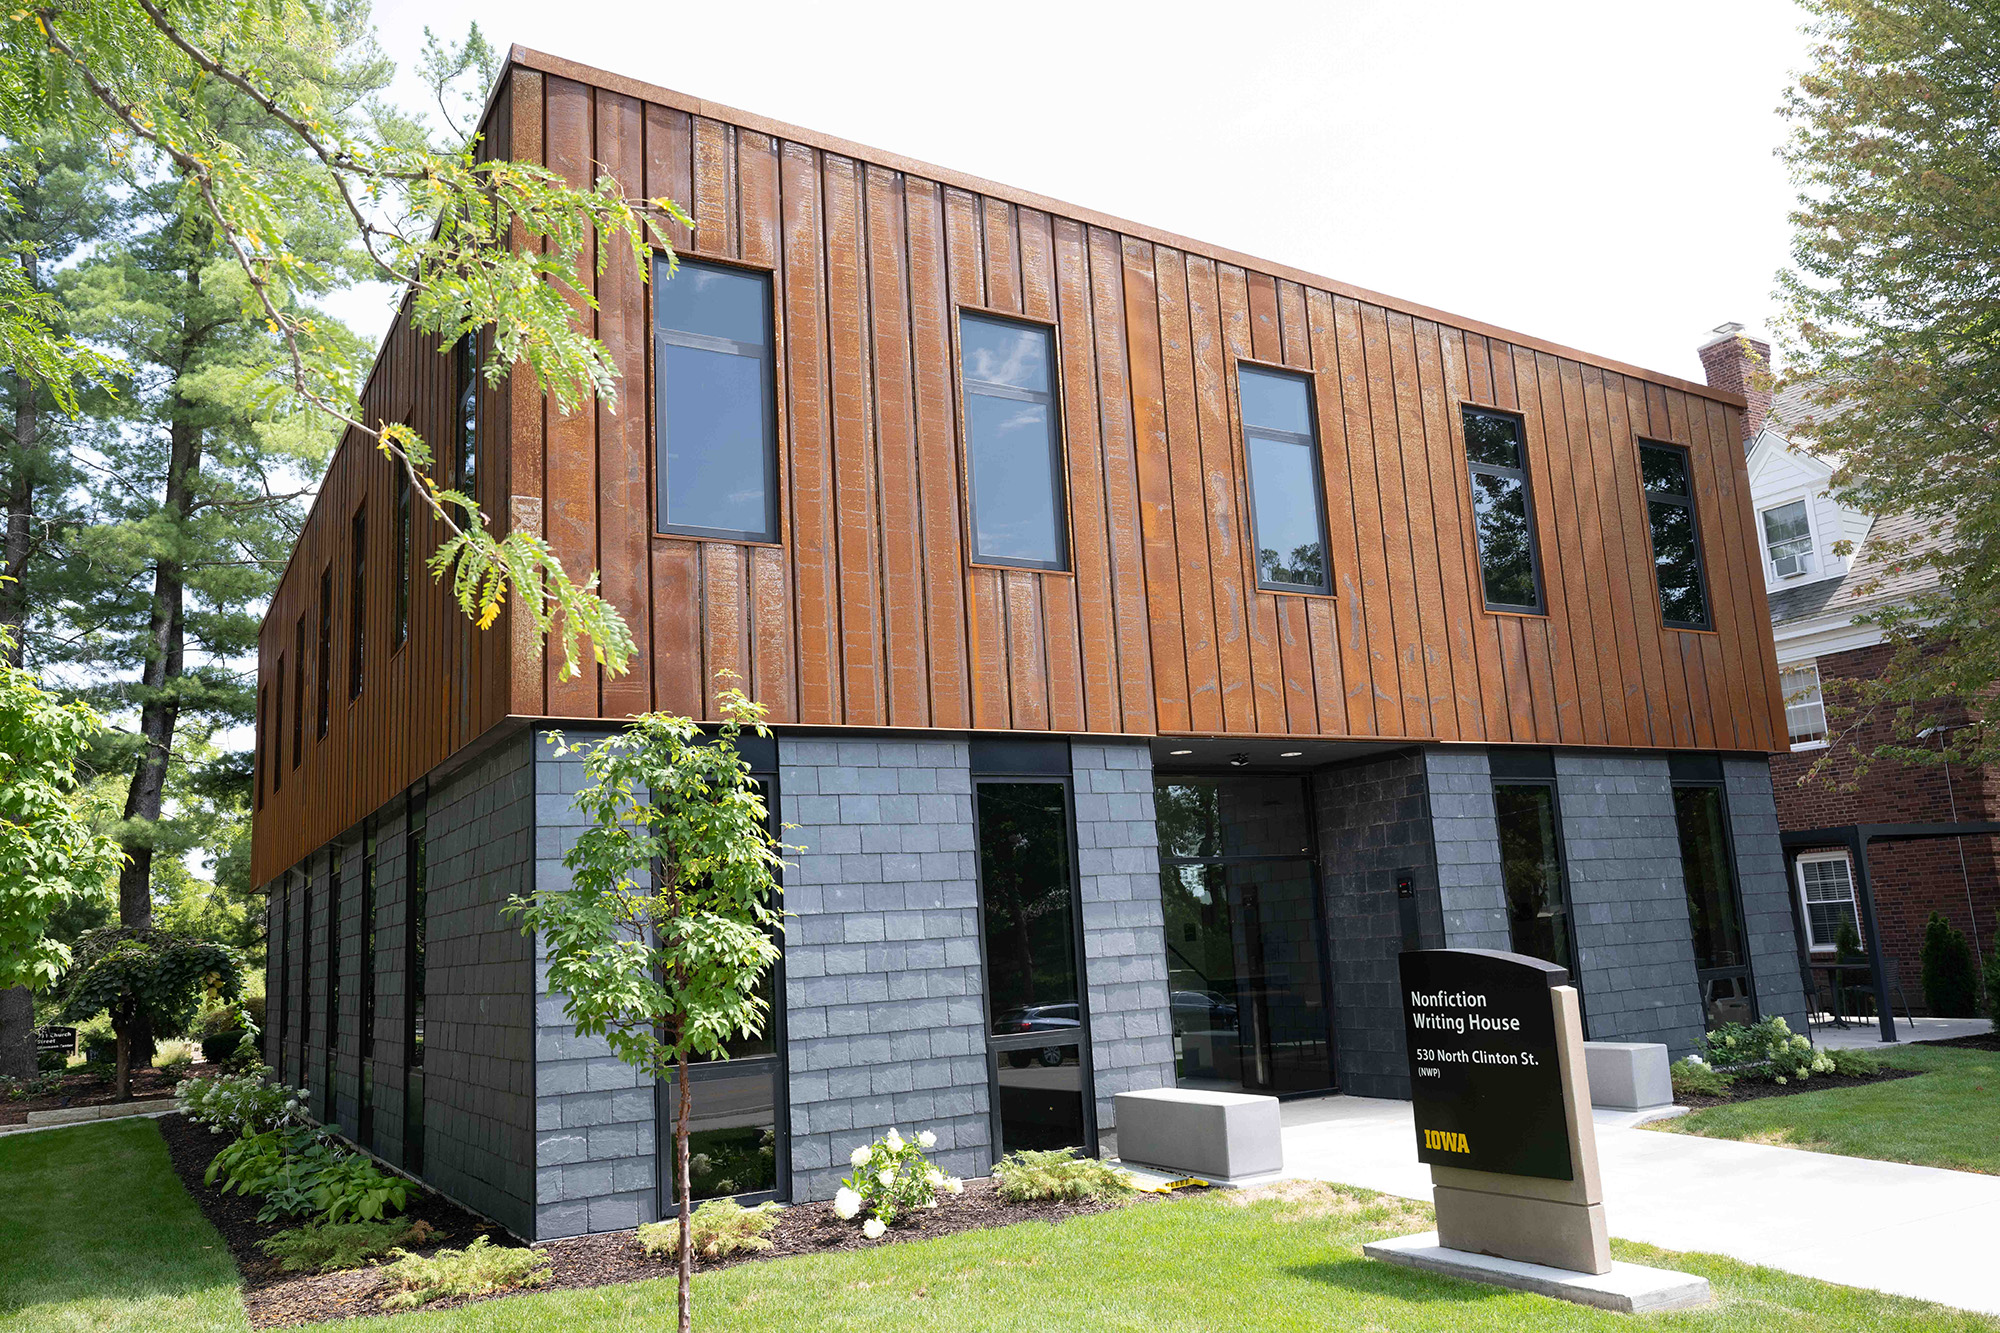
653, 531, 787, 551
1789, 739, 1829, 753
1480, 606, 1549, 620
969, 560, 1073, 577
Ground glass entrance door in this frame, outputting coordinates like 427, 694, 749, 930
1155, 777, 1334, 1095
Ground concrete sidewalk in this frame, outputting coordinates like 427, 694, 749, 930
1812, 1015, 1991, 1049
1278, 1095, 2000, 1317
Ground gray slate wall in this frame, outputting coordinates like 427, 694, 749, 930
778, 736, 990, 1202
1071, 742, 1175, 1141
1724, 758, 1813, 1032
1552, 752, 1706, 1055
1426, 749, 1511, 951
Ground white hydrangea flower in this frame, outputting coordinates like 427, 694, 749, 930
917, 1130, 937, 1150
833, 1187, 862, 1220
849, 1145, 872, 1168
884, 1129, 905, 1153
877, 1167, 895, 1188
863, 1217, 887, 1240
690, 1153, 712, 1175
944, 1176, 963, 1195
927, 1167, 944, 1187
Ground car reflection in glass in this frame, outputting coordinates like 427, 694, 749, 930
1170, 989, 1239, 1033
996, 1003, 1079, 1067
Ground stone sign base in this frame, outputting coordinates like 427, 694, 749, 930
1363, 1232, 1713, 1314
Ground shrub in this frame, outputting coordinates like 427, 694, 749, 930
35, 1048, 67, 1074
1669, 1057, 1733, 1099
638, 1199, 782, 1261
1922, 912, 1979, 1017
376, 1235, 549, 1310
155, 1046, 194, 1080
834, 1127, 961, 1229
204, 1123, 409, 1224
259, 1219, 440, 1273
1825, 1047, 1881, 1078
991, 1148, 1135, 1202
179, 1066, 301, 1137
309, 1154, 411, 1224
1697, 1016, 1833, 1084
200, 1031, 248, 1065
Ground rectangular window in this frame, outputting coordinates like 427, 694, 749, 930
357, 825, 376, 1153
1640, 442, 1711, 629
654, 257, 778, 542
1762, 499, 1815, 579
348, 505, 366, 699
1797, 853, 1859, 951
1782, 662, 1827, 749
1239, 365, 1329, 592
961, 313, 1067, 570
266, 678, 279, 797
291, 617, 305, 767
404, 791, 427, 1174
255, 684, 267, 809
275, 883, 290, 1075
1461, 408, 1544, 611
297, 870, 312, 1090
976, 778, 1089, 1154
393, 469, 410, 652
456, 333, 479, 499
324, 853, 341, 1130
315, 568, 332, 738
1672, 783, 1756, 1030
1493, 781, 1577, 980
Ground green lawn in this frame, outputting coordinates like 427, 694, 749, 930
0, 1119, 247, 1333
1648, 1043, 2000, 1173
4, 1118, 1995, 1333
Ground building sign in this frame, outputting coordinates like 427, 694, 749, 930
1399, 948, 1572, 1181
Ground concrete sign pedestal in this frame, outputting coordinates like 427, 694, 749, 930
1363, 1232, 1713, 1314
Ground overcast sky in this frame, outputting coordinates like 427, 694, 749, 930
339, 0, 1813, 384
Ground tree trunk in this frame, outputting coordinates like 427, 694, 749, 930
0, 987, 34, 1081
677, 1052, 693, 1333
2, 246, 40, 666
113, 1022, 131, 1101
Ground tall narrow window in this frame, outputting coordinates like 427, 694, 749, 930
1461, 408, 1543, 611
315, 568, 332, 738
297, 869, 313, 1090
404, 792, 427, 1174
1640, 442, 1711, 628
357, 825, 376, 1152
976, 777, 1089, 1155
256, 684, 268, 810
1673, 781, 1756, 1030
269, 675, 282, 795
1782, 662, 1827, 749
348, 505, 366, 699
275, 878, 292, 1077
653, 257, 778, 542
1493, 780, 1577, 979
961, 313, 1067, 570
393, 469, 410, 651
324, 853, 341, 1130
1239, 365, 1329, 592
1761, 500, 1815, 580
292, 615, 306, 768
456, 332, 479, 499
1797, 853, 1859, 952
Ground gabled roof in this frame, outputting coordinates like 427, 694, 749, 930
1768, 507, 1949, 628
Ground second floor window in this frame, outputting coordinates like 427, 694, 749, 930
456, 332, 479, 498
349, 505, 367, 699
961, 312, 1067, 570
315, 567, 332, 738
1239, 365, 1328, 592
393, 469, 410, 652
1461, 407, 1543, 612
1640, 442, 1711, 629
1761, 499, 1815, 580
654, 257, 778, 542
291, 615, 305, 767
1797, 853, 1858, 951
1781, 661, 1827, 749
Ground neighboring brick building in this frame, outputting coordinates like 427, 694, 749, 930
1706, 325, 1998, 1012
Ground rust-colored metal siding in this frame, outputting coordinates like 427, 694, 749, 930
251, 50, 1785, 885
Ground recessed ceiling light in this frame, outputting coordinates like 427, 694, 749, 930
1169, 749, 1193, 756
1228, 753, 1252, 767
1280, 751, 1303, 758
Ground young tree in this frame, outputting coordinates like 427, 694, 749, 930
0, 628, 124, 1078
57, 924, 239, 1098
507, 690, 785, 1333
1776, 0, 2000, 771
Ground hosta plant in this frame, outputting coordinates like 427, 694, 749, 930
834, 1127, 961, 1230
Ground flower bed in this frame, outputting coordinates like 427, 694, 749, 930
1671, 1065, 1922, 1110
0, 1064, 180, 1124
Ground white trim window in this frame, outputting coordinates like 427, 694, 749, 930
1781, 662, 1828, 750
1761, 498, 1817, 580
1797, 852, 1859, 951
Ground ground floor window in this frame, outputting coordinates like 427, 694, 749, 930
1797, 852, 1859, 952
1672, 782, 1757, 1029
1154, 776, 1333, 1096
661, 1060, 781, 1204
1492, 779, 1578, 980
975, 775, 1093, 1155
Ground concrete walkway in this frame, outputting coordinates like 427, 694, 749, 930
1812, 1015, 1991, 1049
1278, 1095, 2000, 1317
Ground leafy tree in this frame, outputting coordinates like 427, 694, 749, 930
507, 690, 785, 1333
0, 626, 123, 1077
1919, 910, 1977, 1018
58, 924, 238, 1098
1776, 0, 2000, 771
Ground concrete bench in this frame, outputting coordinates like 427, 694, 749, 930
1113, 1087, 1283, 1183
1583, 1042, 1673, 1111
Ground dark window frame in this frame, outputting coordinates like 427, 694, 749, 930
969, 767, 1098, 1158
1460, 405, 1548, 615
1638, 438, 1713, 630
323, 848, 341, 1130
1236, 361, 1332, 595
357, 821, 377, 1152
315, 567, 332, 739
456, 331, 479, 500
958, 308, 1071, 573
652, 254, 781, 544
291, 614, 306, 769
1669, 769, 1758, 1030
1488, 767, 1586, 1034
263, 678, 276, 800
403, 784, 427, 1175
348, 503, 367, 700
392, 464, 410, 654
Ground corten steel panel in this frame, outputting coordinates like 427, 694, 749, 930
252, 50, 1784, 887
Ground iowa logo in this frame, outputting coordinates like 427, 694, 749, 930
1423, 1129, 1470, 1154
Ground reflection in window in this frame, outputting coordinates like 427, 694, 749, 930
1797, 854, 1859, 951
1462, 408, 1543, 611
993, 1048, 1087, 1152
1494, 782, 1575, 977
655, 258, 778, 541
1673, 785, 1755, 1030
292, 615, 306, 768
1762, 499, 1815, 579
1640, 442, 1711, 628
349, 505, 367, 699
315, 568, 332, 738
664, 1064, 781, 1202
961, 314, 1067, 569
456, 332, 479, 498
393, 468, 410, 651
1239, 366, 1328, 591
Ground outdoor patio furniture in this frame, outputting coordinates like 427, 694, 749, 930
1113, 1087, 1283, 1183
1583, 1042, 1673, 1111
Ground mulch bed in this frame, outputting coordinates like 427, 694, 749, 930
1674, 1065, 1922, 1110
156, 1112, 1201, 1327
0, 1065, 180, 1125
1914, 1032, 2000, 1052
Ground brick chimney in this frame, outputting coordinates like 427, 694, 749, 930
1696, 322, 1773, 444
